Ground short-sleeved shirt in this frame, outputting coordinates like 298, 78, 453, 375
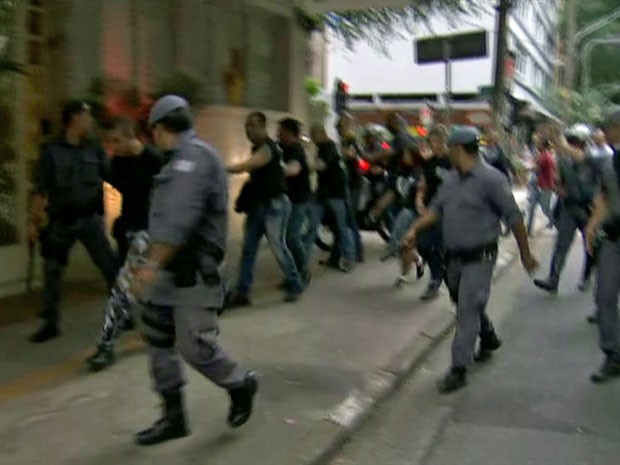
422, 155, 452, 205
108, 144, 163, 232
282, 142, 311, 204
35, 137, 108, 219
147, 130, 228, 308
430, 159, 522, 251
536, 149, 555, 190
316, 140, 348, 200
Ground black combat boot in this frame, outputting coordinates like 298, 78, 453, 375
29, 321, 60, 344
135, 390, 189, 446
438, 367, 467, 394
86, 346, 116, 372
591, 355, 620, 384
228, 371, 259, 428
474, 332, 503, 363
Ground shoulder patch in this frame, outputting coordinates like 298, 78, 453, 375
173, 159, 196, 173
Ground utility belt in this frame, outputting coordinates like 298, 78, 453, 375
444, 242, 498, 265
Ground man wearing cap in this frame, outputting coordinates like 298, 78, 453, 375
129, 95, 257, 445
403, 126, 538, 393
586, 108, 620, 383
27, 100, 119, 343
534, 125, 600, 294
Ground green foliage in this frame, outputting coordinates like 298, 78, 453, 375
543, 86, 611, 125
561, 0, 620, 90
296, 1, 484, 53
304, 77, 323, 98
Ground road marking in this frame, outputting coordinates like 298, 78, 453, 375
0, 335, 145, 406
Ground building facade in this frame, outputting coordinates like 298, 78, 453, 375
326, 0, 561, 128
0, 0, 312, 296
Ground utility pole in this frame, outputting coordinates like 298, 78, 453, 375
564, 0, 578, 88
492, 0, 512, 128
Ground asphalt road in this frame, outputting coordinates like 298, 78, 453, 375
330, 232, 620, 465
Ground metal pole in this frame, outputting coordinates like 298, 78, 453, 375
444, 39, 451, 125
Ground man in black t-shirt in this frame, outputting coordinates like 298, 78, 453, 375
86, 116, 163, 371
105, 117, 163, 261
279, 118, 312, 284
414, 125, 452, 301
337, 114, 365, 262
307, 124, 355, 272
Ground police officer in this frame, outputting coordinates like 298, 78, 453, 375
534, 125, 599, 294
586, 109, 620, 383
129, 96, 257, 445
28, 101, 119, 343
403, 127, 538, 393
86, 117, 163, 371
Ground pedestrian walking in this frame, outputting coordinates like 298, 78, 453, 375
586, 109, 620, 384
130, 95, 257, 446
86, 117, 163, 371
403, 127, 538, 393
27, 100, 119, 343
526, 132, 556, 235
534, 125, 600, 294
278, 117, 312, 286
226, 112, 305, 307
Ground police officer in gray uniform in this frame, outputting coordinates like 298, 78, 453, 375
129, 96, 257, 446
28, 101, 119, 343
403, 127, 538, 393
586, 108, 620, 383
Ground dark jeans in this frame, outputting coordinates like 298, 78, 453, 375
287, 201, 311, 277
418, 224, 444, 288
237, 195, 303, 295
306, 198, 355, 263
348, 186, 364, 261
40, 214, 118, 325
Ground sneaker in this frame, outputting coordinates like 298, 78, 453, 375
228, 372, 259, 428
339, 260, 352, 273
29, 322, 60, 344
394, 275, 408, 288
416, 260, 425, 280
225, 293, 251, 309
283, 291, 301, 303
420, 285, 440, 301
86, 347, 116, 372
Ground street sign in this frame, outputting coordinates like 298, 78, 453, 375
414, 30, 488, 64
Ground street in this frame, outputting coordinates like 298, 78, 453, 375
331, 233, 620, 465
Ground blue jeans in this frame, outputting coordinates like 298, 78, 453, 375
527, 187, 554, 234
237, 195, 303, 295
387, 208, 417, 255
307, 198, 355, 263
287, 202, 311, 277
348, 187, 364, 261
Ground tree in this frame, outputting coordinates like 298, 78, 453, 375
543, 86, 611, 126
295, 0, 485, 53
559, 0, 620, 96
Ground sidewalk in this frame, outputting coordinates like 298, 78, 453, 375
0, 190, 534, 465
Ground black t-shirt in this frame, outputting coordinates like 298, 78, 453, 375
422, 155, 452, 205
108, 144, 163, 232
388, 130, 417, 173
341, 135, 364, 190
316, 140, 347, 200
282, 142, 311, 204
249, 138, 286, 204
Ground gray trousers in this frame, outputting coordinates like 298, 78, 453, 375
40, 215, 118, 325
445, 255, 496, 369
142, 303, 246, 393
548, 206, 588, 286
595, 239, 620, 359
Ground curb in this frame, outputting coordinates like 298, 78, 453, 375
282, 221, 544, 465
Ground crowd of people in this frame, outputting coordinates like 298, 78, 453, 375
23, 94, 620, 444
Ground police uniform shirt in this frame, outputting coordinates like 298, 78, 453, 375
35, 137, 108, 219
430, 159, 522, 251
146, 130, 228, 308
598, 150, 620, 238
